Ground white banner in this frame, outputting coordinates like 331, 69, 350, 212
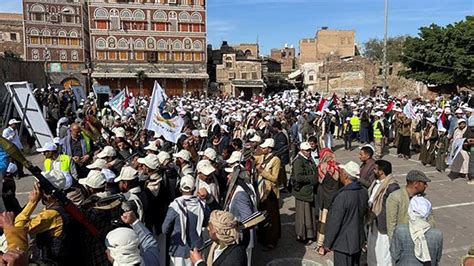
144, 81, 184, 143
448, 138, 465, 165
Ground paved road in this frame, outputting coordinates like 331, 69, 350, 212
14, 140, 474, 266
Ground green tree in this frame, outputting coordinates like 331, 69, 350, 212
1, 50, 22, 61
363, 36, 406, 63
400, 16, 474, 86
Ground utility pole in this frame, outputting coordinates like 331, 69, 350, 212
382, 0, 389, 96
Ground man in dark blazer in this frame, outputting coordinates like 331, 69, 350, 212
272, 121, 290, 191
323, 161, 369, 266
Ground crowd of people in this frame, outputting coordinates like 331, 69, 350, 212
0, 88, 473, 266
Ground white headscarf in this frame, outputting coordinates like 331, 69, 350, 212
408, 196, 432, 262
105, 227, 141, 266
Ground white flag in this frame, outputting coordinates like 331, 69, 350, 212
144, 81, 184, 143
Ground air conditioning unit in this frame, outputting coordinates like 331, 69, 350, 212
147, 51, 157, 63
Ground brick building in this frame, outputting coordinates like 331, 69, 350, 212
0, 13, 25, 59
317, 56, 377, 94
23, 0, 89, 88
299, 27, 355, 64
88, 0, 208, 96
216, 53, 264, 99
270, 44, 296, 73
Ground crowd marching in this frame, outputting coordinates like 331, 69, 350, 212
0, 86, 473, 266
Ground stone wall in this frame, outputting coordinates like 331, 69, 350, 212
0, 57, 46, 112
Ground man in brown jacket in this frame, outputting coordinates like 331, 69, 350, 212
359, 145, 376, 189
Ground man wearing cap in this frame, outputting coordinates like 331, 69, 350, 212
448, 108, 465, 138
38, 142, 77, 180
195, 160, 220, 211
14, 172, 74, 264
450, 118, 469, 179
390, 197, 443, 265
419, 117, 438, 166
397, 113, 412, 160
292, 142, 318, 244
97, 146, 121, 175
115, 166, 146, 221
386, 170, 435, 240
162, 174, 210, 266
3, 119, 25, 177
373, 112, 385, 159
254, 138, 281, 250
273, 121, 290, 192
323, 161, 368, 265
174, 149, 193, 178
350, 111, 360, 141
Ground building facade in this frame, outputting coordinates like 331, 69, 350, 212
299, 27, 355, 64
216, 53, 263, 99
23, 0, 89, 88
0, 13, 25, 59
88, 0, 208, 96
270, 45, 296, 73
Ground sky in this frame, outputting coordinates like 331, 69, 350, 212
2, 0, 472, 55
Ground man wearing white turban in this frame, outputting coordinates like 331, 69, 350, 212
390, 196, 443, 265
189, 210, 247, 266
106, 210, 160, 266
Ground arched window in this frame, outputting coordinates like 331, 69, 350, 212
146, 37, 156, 50
94, 8, 108, 19
193, 40, 202, 50
62, 7, 75, 15
133, 10, 145, 21
30, 4, 45, 21
179, 12, 190, 22
30, 28, 40, 35
42, 29, 51, 36
96, 38, 106, 49
107, 37, 117, 49
69, 30, 79, 38
157, 40, 167, 50
58, 30, 67, 37
118, 38, 128, 49
191, 12, 202, 22
153, 11, 167, 21
62, 7, 75, 23
31, 4, 45, 13
173, 40, 182, 50
134, 39, 145, 50
120, 9, 133, 20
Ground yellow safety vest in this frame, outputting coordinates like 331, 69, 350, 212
350, 116, 360, 132
373, 120, 383, 140
44, 154, 71, 172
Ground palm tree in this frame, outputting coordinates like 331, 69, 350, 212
135, 70, 147, 96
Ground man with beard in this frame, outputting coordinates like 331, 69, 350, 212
386, 170, 435, 239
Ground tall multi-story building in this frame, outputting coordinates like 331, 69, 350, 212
23, 0, 89, 88
299, 27, 355, 64
270, 44, 296, 73
0, 13, 25, 59
88, 0, 208, 96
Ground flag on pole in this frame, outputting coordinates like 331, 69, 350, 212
317, 98, 326, 111
384, 101, 395, 113
144, 81, 184, 143
403, 100, 416, 119
109, 89, 128, 115
437, 110, 446, 130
